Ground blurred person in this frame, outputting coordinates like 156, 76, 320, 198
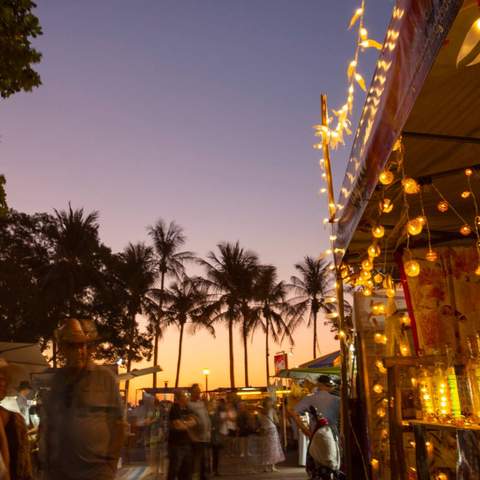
257, 398, 285, 472
0, 358, 32, 480
188, 384, 211, 480
224, 400, 237, 456
236, 402, 253, 458
41, 319, 125, 480
167, 391, 197, 480
210, 399, 228, 476
0, 411, 10, 480
15, 384, 32, 427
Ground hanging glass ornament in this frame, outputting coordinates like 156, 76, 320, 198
402, 177, 420, 194
379, 170, 394, 185
405, 259, 420, 277
372, 225, 385, 238
407, 218, 423, 236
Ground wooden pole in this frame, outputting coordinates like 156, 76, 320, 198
320, 93, 352, 477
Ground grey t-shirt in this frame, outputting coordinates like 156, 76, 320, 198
43, 364, 123, 480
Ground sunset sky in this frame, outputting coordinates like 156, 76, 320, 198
2, 1, 393, 398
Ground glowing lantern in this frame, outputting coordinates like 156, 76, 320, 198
407, 218, 423, 236
437, 200, 449, 213
363, 287, 372, 296
380, 198, 394, 213
460, 224, 472, 236
373, 384, 384, 394
465, 168, 473, 176
368, 243, 381, 258
372, 225, 385, 238
405, 260, 420, 277
425, 249, 438, 262
461, 191, 471, 199
402, 177, 420, 194
375, 360, 387, 374
376, 407, 386, 418
379, 170, 394, 185
386, 288, 396, 298
361, 270, 371, 281
362, 258, 373, 271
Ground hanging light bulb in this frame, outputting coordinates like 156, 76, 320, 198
380, 198, 394, 213
372, 225, 385, 238
368, 243, 381, 258
373, 384, 384, 394
386, 288, 396, 298
418, 216, 427, 225
376, 407, 386, 418
402, 177, 420, 194
460, 224, 472, 236
465, 168, 473, 176
379, 170, 394, 185
407, 218, 423, 236
425, 249, 438, 262
374, 272, 383, 284
362, 258, 373, 271
360, 270, 372, 281
366, 279, 374, 289
363, 287, 372, 297
461, 191, 471, 199
405, 259, 420, 277
437, 201, 449, 213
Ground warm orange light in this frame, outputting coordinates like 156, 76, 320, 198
363, 287, 372, 297
465, 168, 473, 176
373, 273, 383, 284
475, 264, 480, 276
380, 198, 394, 213
402, 177, 420, 194
460, 224, 472, 236
461, 191, 471, 199
425, 249, 438, 262
379, 170, 394, 185
373, 384, 383, 394
437, 201, 449, 213
407, 218, 423, 236
368, 243, 381, 258
386, 288, 396, 298
372, 225, 385, 238
405, 260, 420, 277
362, 258, 373, 271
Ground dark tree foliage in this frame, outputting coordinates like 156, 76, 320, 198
0, 175, 7, 216
0, 0, 42, 98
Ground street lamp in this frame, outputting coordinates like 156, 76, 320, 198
202, 368, 210, 396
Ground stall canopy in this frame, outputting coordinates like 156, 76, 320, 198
277, 350, 341, 379
334, 0, 480, 264
0, 342, 49, 372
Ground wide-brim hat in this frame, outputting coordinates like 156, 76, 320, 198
55, 318, 99, 344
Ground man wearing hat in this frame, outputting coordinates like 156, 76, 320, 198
16, 380, 33, 425
290, 375, 340, 436
41, 319, 125, 480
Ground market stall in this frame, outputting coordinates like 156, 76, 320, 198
331, 0, 480, 478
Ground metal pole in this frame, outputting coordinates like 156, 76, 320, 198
205, 375, 208, 397
320, 93, 352, 478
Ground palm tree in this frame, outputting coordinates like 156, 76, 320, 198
147, 219, 194, 388
251, 265, 293, 385
41, 204, 105, 365
198, 242, 259, 388
115, 242, 157, 400
155, 277, 213, 387
288, 256, 332, 358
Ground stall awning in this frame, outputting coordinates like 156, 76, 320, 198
277, 366, 340, 380
299, 350, 341, 368
334, 0, 480, 263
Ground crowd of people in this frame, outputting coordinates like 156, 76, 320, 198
0, 318, 342, 480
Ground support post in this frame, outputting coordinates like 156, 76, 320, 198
320, 93, 352, 477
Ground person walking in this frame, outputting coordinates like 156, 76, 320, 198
41, 319, 125, 480
15, 383, 32, 428
210, 399, 228, 476
258, 398, 285, 473
0, 358, 32, 480
167, 391, 197, 480
188, 384, 211, 480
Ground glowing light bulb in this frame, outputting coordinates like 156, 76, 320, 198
379, 170, 394, 185
362, 258, 373, 271
465, 168, 473, 176
460, 224, 472, 236
373, 384, 383, 394
407, 218, 423, 236
360, 270, 371, 281
368, 243, 381, 258
371, 458, 379, 469
374, 333, 386, 344
405, 260, 420, 277
437, 200, 449, 213
386, 288, 396, 298
380, 198, 394, 213
461, 191, 471, 199
475, 264, 480, 276
401, 314, 411, 326
372, 225, 385, 238
373, 273, 383, 284
425, 249, 438, 262
376, 407, 386, 418
402, 177, 420, 194
363, 287, 372, 297
360, 27, 368, 40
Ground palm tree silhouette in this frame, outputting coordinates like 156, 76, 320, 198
155, 276, 213, 387
250, 265, 293, 385
288, 256, 333, 358
115, 242, 157, 400
147, 219, 194, 388
198, 242, 259, 388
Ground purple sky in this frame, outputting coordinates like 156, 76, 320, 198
2, 1, 393, 392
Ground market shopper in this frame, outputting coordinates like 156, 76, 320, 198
257, 398, 285, 472
291, 375, 340, 435
41, 319, 125, 480
188, 383, 212, 480
167, 391, 197, 480
0, 358, 33, 480
15, 383, 32, 427
210, 398, 228, 476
